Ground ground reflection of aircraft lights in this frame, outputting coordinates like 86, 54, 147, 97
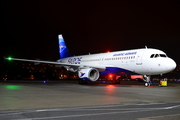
106, 85, 116, 94
104, 85, 118, 104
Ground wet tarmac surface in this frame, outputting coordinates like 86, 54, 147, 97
0, 80, 180, 119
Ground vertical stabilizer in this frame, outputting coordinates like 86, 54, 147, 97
58, 35, 71, 59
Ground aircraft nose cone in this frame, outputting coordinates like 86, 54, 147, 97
172, 59, 177, 70
167, 58, 176, 71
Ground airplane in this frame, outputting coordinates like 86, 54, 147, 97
5, 34, 176, 87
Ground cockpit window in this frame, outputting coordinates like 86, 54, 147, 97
159, 54, 167, 57
155, 54, 160, 58
150, 54, 167, 58
150, 54, 154, 58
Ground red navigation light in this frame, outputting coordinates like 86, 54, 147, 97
107, 51, 110, 53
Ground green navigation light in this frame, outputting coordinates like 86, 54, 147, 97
7, 57, 12, 61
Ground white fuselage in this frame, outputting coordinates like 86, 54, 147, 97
58, 48, 176, 76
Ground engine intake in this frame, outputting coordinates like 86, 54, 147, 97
78, 68, 99, 81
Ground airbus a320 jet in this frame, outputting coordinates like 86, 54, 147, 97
5, 35, 176, 87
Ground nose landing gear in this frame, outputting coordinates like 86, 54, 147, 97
143, 75, 152, 87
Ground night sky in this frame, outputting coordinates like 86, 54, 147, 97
1, 1, 180, 64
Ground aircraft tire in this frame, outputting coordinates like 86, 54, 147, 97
145, 82, 150, 87
116, 80, 121, 84
112, 80, 120, 84
112, 80, 116, 84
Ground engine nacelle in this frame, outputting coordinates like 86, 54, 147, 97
78, 68, 99, 81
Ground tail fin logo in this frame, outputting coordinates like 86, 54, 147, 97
58, 34, 71, 59
59, 46, 66, 53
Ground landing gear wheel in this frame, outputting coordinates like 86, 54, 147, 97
112, 80, 121, 84
145, 82, 150, 87
112, 80, 116, 84
116, 80, 121, 84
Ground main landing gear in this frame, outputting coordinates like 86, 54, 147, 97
143, 75, 152, 87
112, 79, 121, 84
79, 79, 88, 84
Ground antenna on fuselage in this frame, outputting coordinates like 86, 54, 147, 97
145, 46, 148, 49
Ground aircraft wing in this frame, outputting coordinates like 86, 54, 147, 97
5, 57, 106, 70
5, 57, 79, 66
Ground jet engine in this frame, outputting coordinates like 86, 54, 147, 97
78, 68, 99, 81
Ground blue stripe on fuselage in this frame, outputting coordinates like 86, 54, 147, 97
100, 67, 139, 75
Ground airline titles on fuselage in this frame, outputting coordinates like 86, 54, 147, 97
113, 51, 137, 56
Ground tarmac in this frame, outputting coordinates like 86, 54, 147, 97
0, 80, 180, 120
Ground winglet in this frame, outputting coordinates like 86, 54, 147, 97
58, 35, 71, 59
